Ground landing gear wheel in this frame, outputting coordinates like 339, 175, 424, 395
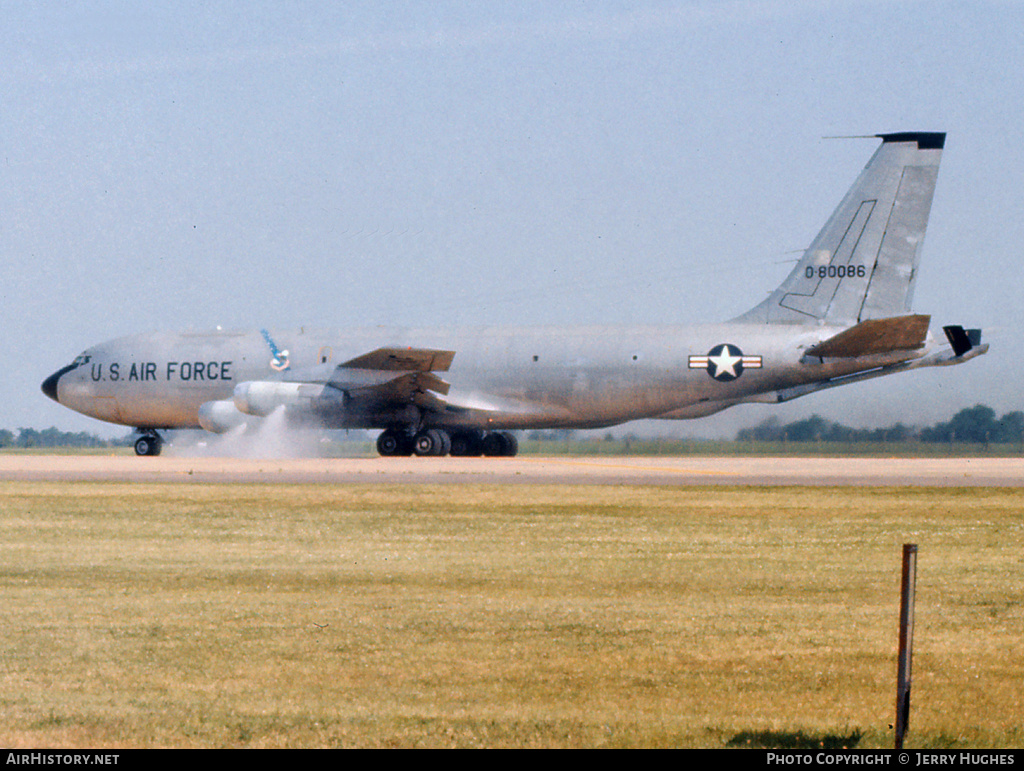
134, 434, 163, 457
449, 430, 484, 457
413, 428, 450, 457
499, 432, 518, 457
377, 429, 413, 456
482, 431, 518, 457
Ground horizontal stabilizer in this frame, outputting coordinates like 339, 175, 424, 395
340, 347, 455, 372
805, 314, 930, 358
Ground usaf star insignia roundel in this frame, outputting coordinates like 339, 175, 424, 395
689, 344, 762, 382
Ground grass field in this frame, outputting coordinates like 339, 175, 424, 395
1, 480, 1020, 748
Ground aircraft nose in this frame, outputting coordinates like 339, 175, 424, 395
41, 371, 61, 402
41, 366, 73, 403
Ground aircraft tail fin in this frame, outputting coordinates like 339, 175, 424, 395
735, 132, 945, 326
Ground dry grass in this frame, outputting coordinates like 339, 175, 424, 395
0, 481, 1020, 748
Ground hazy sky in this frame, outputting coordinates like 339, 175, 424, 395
4, 1, 1023, 438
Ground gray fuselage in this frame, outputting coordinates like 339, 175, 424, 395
45, 322, 920, 431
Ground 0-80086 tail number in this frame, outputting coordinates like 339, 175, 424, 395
806, 264, 866, 279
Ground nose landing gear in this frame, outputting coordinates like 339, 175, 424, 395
133, 431, 164, 457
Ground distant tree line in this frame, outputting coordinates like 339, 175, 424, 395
737, 404, 1024, 444
0, 427, 128, 448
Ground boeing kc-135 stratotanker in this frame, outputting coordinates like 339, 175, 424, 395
42, 132, 987, 457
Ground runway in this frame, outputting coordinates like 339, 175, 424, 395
0, 453, 1021, 486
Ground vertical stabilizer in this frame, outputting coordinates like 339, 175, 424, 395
735, 132, 945, 326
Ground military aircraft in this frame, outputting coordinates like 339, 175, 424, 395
42, 131, 987, 457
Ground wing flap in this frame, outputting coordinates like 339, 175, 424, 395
805, 314, 930, 358
340, 347, 455, 372
347, 370, 451, 400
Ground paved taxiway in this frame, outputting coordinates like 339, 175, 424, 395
0, 454, 1021, 486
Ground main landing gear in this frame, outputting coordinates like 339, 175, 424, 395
133, 430, 164, 457
376, 428, 518, 457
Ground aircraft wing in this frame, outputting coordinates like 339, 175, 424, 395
331, 368, 452, 403
221, 346, 459, 426
271, 345, 559, 424
291, 347, 455, 404
339, 346, 455, 372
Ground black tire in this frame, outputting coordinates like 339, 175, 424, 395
498, 431, 518, 457
134, 435, 162, 457
449, 430, 484, 457
482, 431, 518, 457
413, 429, 449, 456
377, 429, 412, 456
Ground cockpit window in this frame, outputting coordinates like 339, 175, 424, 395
71, 354, 92, 367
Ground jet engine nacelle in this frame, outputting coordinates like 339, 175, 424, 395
232, 380, 346, 420
197, 398, 248, 434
